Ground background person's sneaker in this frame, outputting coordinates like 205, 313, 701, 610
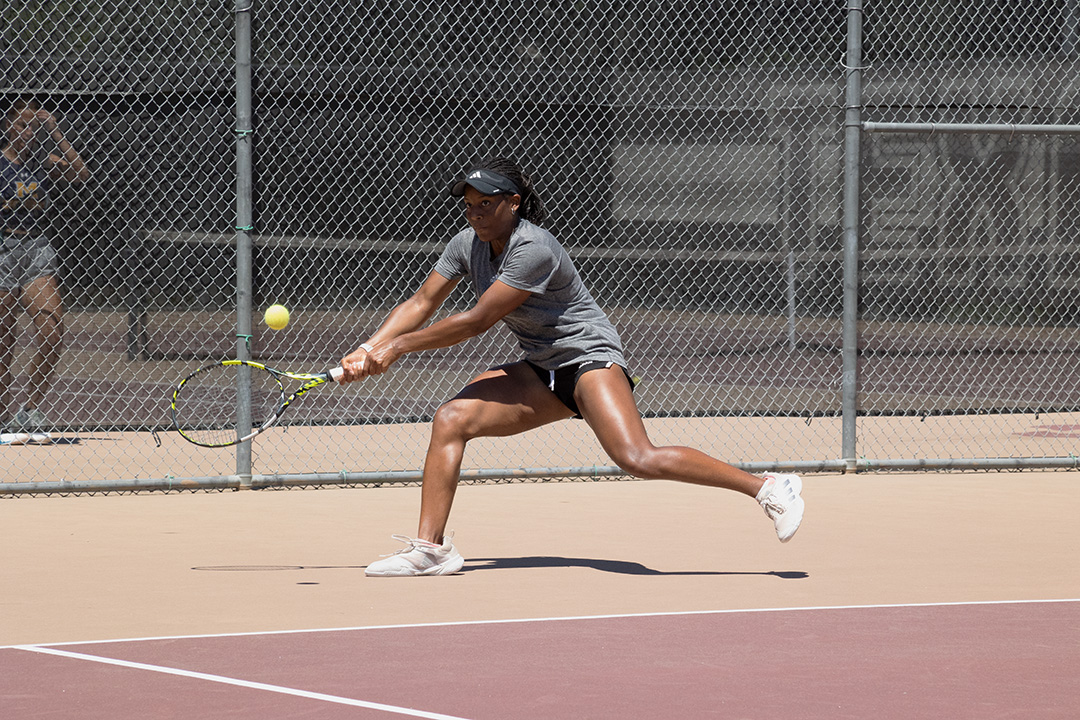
757, 473, 805, 542
1, 430, 54, 445
365, 532, 464, 576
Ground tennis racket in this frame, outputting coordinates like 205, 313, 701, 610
170, 360, 345, 448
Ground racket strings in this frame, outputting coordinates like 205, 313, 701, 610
173, 364, 284, 446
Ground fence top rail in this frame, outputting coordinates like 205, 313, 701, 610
142, 230, 1079, 264
862, 121, 1080, 135
142, 229, 814, 263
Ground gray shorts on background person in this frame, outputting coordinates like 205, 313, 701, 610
0, 234, 58, 291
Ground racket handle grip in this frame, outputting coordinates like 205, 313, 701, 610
329, 366, 345, 383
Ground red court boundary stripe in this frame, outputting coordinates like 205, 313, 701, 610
14, 645, 473, 720
6, 597, 1078, 650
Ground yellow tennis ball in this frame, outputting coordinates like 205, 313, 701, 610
264, 304, 290, 330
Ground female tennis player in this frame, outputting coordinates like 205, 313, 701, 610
1, 98, 89, 435
341, 157, 804, 576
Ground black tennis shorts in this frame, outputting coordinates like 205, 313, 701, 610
525, 359, 636, 419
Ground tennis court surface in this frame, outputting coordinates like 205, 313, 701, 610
3, 473, 1078, 718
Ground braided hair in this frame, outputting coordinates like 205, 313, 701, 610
468, 157, 547, 224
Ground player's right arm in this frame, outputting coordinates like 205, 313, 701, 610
39, 110, 90, 184
340, 270, 458, 381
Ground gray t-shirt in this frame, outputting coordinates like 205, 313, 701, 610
433, 219, 626, 370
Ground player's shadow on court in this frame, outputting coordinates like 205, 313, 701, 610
463, 556, 807, 578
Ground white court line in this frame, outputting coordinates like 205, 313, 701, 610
3, 597, 1077, 650
6, 600, 1077, 718
14, 645, 473, 720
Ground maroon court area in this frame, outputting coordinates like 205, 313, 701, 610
3, 600, 1077, 719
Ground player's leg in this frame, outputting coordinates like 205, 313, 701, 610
18, 273, 63, 415
574, 365, 762, 494
0, 290, 18, 424
365, 362, 574, 576
574, 366, 804, 541
418, 361, 575, 542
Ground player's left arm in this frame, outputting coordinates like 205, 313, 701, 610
361, 281, 531, 377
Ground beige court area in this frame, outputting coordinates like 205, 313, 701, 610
1, 469, 1077, 647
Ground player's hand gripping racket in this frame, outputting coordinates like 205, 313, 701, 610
170, 360, 345, 447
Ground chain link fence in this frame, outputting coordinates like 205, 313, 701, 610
2, 1, 1078, 492
856, 0, 1080, 465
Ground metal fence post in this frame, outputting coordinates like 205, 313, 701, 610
841, 0, 864, 471
234, 0, 255, 485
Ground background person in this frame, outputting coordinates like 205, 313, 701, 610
341, 157, 804, 576
0, 97, 90, 434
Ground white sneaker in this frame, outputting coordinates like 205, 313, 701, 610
365, 532, 465, 577
757, 473, 805, 542
1, 431, 53, 445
